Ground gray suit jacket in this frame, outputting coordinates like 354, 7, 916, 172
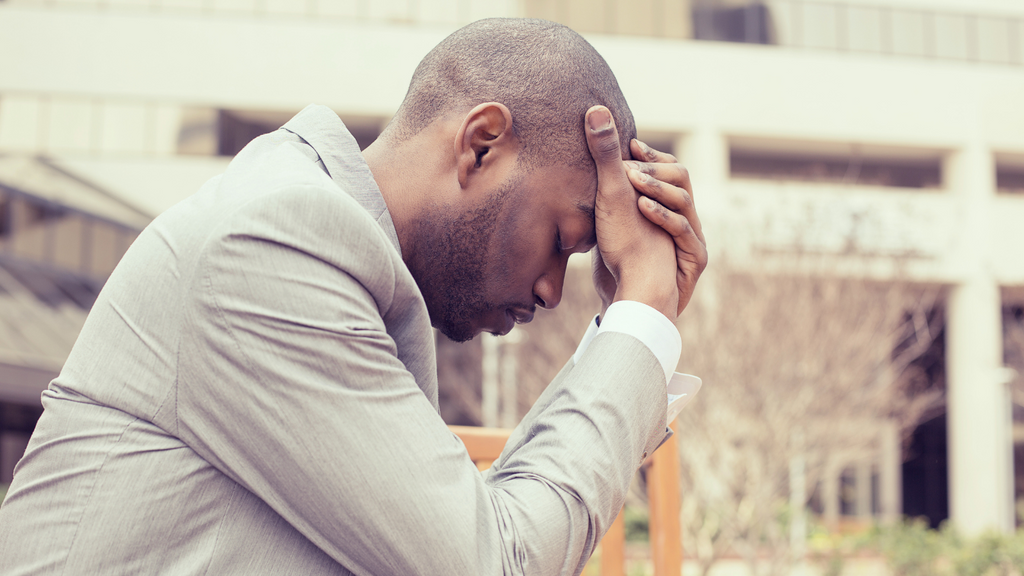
0, 105, 669, 576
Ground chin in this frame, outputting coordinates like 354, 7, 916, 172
435, 318, 478, 343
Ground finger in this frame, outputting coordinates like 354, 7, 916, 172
624, 160, 693, 199
590, 247, 617, 313
628, 169, 705, 246
591, 246, 607, 273
630, 138, 677, 164
638, 197, 708, 265
585, 106, 631, 202
639, 196, 709, 315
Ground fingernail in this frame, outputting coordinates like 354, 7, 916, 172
625, 161, 640, 171
630, 168, 647, 182
588, 108, 612, 132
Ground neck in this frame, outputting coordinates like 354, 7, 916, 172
362, 128, 455, 269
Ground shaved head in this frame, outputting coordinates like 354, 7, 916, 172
386, 18, 636, 171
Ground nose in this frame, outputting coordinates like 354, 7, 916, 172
532, 261, 567, 310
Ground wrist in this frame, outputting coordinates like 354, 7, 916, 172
613, 281, 676, 321
598, 298, 612, 324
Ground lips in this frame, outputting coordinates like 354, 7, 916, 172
503, 308, 535, 333
499, 309, 515, 336
488, 307, 536, 337
510, 308, 535, 325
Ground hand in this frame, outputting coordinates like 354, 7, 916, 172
585, 106, 677, 321
591, 247, 615, 320
625, 139, 709, 316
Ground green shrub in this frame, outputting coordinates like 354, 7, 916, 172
878, 519, 945, 576
624, 505, 649, 543
875, 520, 1024, 576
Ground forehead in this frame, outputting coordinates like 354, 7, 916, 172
523, 162, 598, 208
511, 162, 598, 246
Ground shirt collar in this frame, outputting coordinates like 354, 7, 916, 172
281, 104, 402, 256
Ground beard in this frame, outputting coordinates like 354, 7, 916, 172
410, 180, 518, 342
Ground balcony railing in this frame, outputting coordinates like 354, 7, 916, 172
759, 0, 1024, 66
4, 0, 1022, 66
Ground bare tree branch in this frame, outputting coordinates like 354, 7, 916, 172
673, 255, 944, 576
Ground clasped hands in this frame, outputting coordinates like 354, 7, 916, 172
585, 106, 708, 322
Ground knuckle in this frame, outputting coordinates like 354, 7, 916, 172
681, 191, 694, 210
592, 134, 621, 162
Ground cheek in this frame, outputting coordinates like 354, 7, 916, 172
488, 217, 550, 291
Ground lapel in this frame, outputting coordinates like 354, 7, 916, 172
281, 105, 403, 256
280, 105, 440, 410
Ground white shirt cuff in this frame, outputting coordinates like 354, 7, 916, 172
667, 373, 702, 424
572, 302, 702, 425
573, 300, 681, 386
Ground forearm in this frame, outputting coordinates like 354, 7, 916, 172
488, 332, 668, 575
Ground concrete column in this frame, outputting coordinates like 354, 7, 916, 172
674, 128, 727, 331
672, 127, 728, 241
0, 94, 45, 152
855, 460, 873, 520
947, 277, 1013, 534
151, 103, 185, 156
98, 101, 183, 156
879, 420, 903, 525
945, 141, 1013, 535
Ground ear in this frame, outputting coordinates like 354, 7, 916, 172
454, 102, 516, 190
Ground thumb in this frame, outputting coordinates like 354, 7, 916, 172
585, 106, 629, 199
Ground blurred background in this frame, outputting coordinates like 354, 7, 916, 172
0, 0, 1023, 573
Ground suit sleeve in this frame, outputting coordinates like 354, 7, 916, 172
174, 184, 669, 576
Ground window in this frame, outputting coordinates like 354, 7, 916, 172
0, 191, 9, 238
216, 109, 383, 157
217, 110, 289, 157
693, 0, 775, 44
997, 159, 1024, 195
730, 140, 943, 189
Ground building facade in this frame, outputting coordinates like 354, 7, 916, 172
1, 0, 1023, 539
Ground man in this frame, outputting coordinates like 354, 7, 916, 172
0, 18, 706, 575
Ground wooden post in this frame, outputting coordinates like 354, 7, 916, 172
647, 424, 682, 576
600, 508, 626, 576
450, 424, 684, 574
449, 425, 511, 463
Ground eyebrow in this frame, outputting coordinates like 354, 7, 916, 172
575, 201, 598, 246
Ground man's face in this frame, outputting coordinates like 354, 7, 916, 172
413, 163, 598, 342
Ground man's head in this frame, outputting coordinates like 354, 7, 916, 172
366, 18, 635, 342
388, 18, 635, 171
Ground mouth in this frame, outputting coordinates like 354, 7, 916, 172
510, 308, 535, 325
497, 309, 515, 336
494, 308, 534, 337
